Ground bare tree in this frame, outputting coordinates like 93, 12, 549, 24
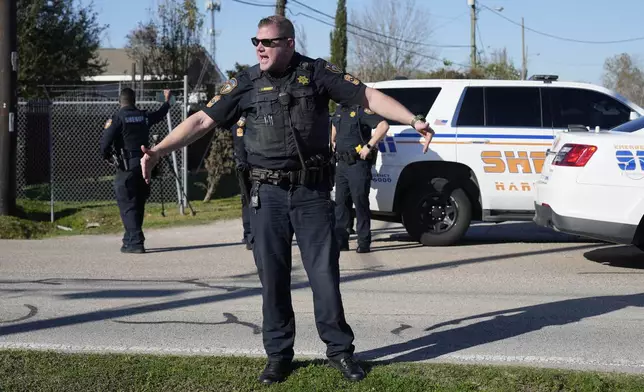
602, 53, 644, 107
294, 21, 308, 56
348, 0, 435, 82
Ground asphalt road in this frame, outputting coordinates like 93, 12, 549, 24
2, 218, 644, 374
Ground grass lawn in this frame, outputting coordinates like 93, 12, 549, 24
0, 197, 243, 239
2, 350, 644, 392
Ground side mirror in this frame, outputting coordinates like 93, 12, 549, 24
156, 91, 176, 105
630, 111, 640, 121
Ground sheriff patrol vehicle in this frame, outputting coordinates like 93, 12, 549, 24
534, 118, 644, 250
363, 75, 644, 246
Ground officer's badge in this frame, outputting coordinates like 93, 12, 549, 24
325, 62, 342, 74
104, 119, 112, 129
344, 74, 360, 86
220, 78, 238, 95
237, 117, 246, 127
297, 76, 310, 85
237, 127, 244, 137
364, 108, 374, 114
206, 95, 221, 108
350, 111, 356, 118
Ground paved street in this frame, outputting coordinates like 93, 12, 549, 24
2, 218, 644, 373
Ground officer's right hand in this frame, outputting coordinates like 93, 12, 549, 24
140, 145, 159, 184
163, 89, 172, 102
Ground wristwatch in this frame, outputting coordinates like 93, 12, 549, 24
410, 114, 426, 128
366, 143, 373, 150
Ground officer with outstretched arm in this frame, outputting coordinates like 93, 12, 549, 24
138, 15, 433, 385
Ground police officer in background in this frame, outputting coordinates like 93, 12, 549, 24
100, 88, 172, 253
330, 114, 356, 235
139, 15, 434, 384
232, 115, 253, 250
332, 104, 389, 253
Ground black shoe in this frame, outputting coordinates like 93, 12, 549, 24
339, 242, 350, 251
258, 359, 291, 385
348, 228, 356, 235
328, 355, 365, 382
246, 241, 253, 250
121, 245, 145, 254
356, 245, 370, 254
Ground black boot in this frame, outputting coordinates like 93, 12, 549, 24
258, 359, 291, 385
328, 355, 365, 381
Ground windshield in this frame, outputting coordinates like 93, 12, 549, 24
611, 116, 644, 133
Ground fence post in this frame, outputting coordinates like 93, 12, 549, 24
182, 75, 188, 208
48, 101, 54, 222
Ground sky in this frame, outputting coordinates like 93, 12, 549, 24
83, 0, 644, 85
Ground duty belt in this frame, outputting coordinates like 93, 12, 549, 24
250, 164, 332, 186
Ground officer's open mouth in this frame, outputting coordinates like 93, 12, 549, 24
259, 55, 269, 63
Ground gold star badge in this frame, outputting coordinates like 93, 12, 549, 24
350, 111, 356, 117
297, 76, 310, 85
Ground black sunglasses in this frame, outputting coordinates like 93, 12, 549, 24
251, 36, 289, 47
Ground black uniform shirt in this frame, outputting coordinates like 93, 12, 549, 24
202, 52, 367, 168
333, 105, 385, 153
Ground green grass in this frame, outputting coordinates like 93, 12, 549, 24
2, 350, 644, 392
0, 197, 243, 239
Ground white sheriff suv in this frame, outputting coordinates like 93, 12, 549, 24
533, 117, 644, 250
362, 75, 644, 246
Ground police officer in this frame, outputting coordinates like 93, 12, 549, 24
332, 104, 389, 253
139, 15, 434, 384
100, 88, 172, 253
232, 115, 253, 250
331, 114, 356, 235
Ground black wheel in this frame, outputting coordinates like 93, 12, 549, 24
401, 179, 472, 246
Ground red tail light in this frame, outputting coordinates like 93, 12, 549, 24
553, 143, 597, 167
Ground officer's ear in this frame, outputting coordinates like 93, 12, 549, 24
286, 37, 295, 49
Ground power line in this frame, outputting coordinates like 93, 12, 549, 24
231, 0, 273, 7
480, 2, 644, 44
288, 0, 469, 49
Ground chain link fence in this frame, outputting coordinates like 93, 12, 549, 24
16, 79, 194, 220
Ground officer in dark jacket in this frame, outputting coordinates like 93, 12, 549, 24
139, 15, 434, 385
232, 115, 253, 250
332, 105, 389, 253
100, 88, 171, 253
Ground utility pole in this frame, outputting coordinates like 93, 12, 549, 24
0, 0, 18, 216
276, 0, 287, 17
521, 17, 527, 80
206, 0, 221, 64
468, 0, 477, 69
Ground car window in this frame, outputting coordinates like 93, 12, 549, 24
377, 87, 441, 126
543, 87, 631, 129
456, 87, 485, 126
611, 116, 644, 133
485, 87, 542, 127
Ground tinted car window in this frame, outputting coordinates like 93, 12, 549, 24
611, 116, 644, 133
484, 87, 542, 127
377, 87, 441, 126
543, 87, 631, 129
456, 87, 485, 126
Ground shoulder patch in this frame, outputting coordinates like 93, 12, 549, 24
364, 108, 374, 114
220, 78, 238, 95
104, 119, 112, 129
325, 62, 342, 74
206, 95, 221, 108
344, 73, 360, 86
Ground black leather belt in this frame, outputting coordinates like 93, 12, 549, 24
250, 165, 331, 186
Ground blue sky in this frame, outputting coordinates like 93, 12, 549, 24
85, 0, 644, 85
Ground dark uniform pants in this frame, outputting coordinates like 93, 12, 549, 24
334, 160, 372, 247
237, 170, 253, 244
114, 166, 150, 247
249, 181, 355, 361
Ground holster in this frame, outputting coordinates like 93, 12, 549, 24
236, 166, 251, 204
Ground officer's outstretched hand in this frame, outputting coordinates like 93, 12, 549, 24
140, 145, 159, 184
414, 121, 435, 154
163, 89, 172, 102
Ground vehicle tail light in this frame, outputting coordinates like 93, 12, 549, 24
552, 143, 597, 167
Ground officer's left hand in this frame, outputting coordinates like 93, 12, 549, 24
413, 121, 435, 154
359, 146, 371, 160
163, 89, 172, 102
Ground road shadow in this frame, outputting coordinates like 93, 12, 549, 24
145, 241, 245, 253
357, 292, 644, 363
584, 245, 644, 270
60, 289, 189, 300
0, 243, 602, 337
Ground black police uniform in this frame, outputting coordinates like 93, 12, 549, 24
232, 116, 253, 250
100, 101, 170, 251
333, 105, 384, 251
202, 52, 366, 364
330, 114, 356, 234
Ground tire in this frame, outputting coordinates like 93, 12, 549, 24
401, 179, 472, 246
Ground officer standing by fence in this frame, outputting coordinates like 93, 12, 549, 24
139, 15, 434, 385
332, 104, 389, 253
100, 88, 172, 253
232, 115, 253, 250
